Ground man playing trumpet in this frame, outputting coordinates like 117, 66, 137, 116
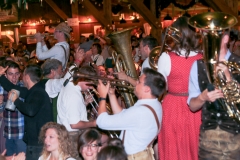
57, 66, 97, 160
96, 68, 166, 160
35, 22, 71, 70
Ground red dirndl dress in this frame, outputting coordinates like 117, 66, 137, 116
158, 52, 202, 160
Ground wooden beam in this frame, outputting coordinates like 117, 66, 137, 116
103, 0, 113, 33
82, 0, 112, 29
129, 0, 161, 44
71, 2, 79, 43
103, 0, 112, 24
128, 0, 160, 29
45, 0, 69, 21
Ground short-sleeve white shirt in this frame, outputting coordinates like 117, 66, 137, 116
57, 82, 88, 132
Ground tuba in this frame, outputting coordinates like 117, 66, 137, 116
188, 12, 240, 121
149, 27, 181, 70
107, 27, 138, 108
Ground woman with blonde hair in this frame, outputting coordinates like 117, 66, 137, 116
38, 122, 75, 160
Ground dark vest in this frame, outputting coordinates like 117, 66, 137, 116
197, 54, 240, 134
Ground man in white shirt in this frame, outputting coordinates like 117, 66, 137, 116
96, 68, 166, 159
139, 36, 158, 74
57, 66, 96, 159
116, 36, 158, 86
35, 22, 71, 70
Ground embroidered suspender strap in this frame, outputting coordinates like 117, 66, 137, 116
122, 104, 160, 147
59, 45, 68, 69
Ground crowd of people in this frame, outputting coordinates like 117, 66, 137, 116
0, 13, 239, 160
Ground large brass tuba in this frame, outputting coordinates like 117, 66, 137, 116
149, 27, 181, 70
188, 12, 240, 121
107, 27, 138, 108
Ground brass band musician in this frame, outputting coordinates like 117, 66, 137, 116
188, 31, 240, 159
96, 68, 166, 160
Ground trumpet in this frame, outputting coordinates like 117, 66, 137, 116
73, 72, 134, 91
19, 33, 54, 38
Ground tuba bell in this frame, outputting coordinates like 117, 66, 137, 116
188, 12, 240, 121
107, 27, 138, 108
149, 27, 181, 70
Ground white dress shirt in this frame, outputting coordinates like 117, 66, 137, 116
36, 41, 70, 69
57, 82, 88, 132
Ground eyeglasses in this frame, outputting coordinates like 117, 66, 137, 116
82, 144, 99, 150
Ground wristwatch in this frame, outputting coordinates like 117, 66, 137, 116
98, 97, 106, 101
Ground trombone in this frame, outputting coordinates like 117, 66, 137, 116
83, 88, 119, 138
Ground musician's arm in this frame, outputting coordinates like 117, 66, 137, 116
70, 121, 96, 129
188, 61, 224, 112
116, 71, 137, 87
108, 93, 123, 114
97, 81, 122, 115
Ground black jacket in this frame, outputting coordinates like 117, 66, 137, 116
0, 76, 53, 145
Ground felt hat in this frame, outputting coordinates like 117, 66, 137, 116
55, 22, 71, 38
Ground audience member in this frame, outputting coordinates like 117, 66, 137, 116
0, 61, 26, 156
1, 150, 25, 160
90, 43, 104, 67
97, 66, 107, 77
107, 138, 124, 149
38, 122, 75, 160
97, 146, 127, 160
0, 85, 5, 154
80, 34, 94, 52
0, 64, 53, 160
78, 128, 102, 160
228, 29, 240, 56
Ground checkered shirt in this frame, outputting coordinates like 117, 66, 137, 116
1, 81, 25, 139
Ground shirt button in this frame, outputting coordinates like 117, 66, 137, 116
217, 113, 221, 117
218, 120, 222, 124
